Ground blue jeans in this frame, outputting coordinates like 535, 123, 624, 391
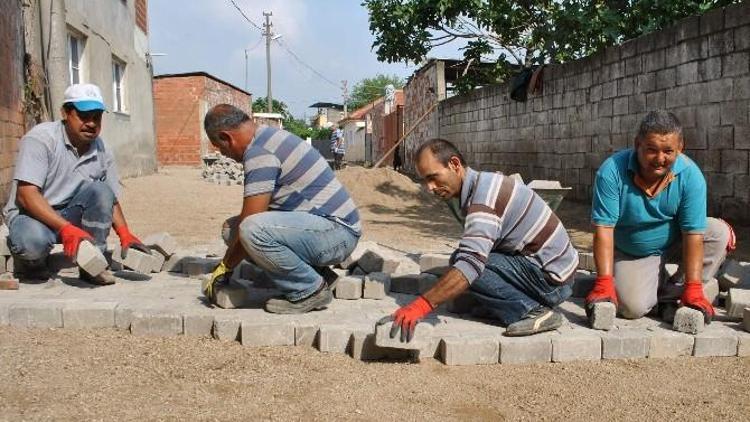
238, 211, 359, 301
468, 252, 573, 325
8, 181, 116, 262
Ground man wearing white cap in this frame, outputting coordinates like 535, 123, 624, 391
2, 83, 149, 285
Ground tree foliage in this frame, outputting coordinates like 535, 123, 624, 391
364, 0, 737, 91
348, 74, 405, 111
252, 97, 293, 120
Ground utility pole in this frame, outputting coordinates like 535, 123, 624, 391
341, 80, 348, 117
244, 48, 249, 92
263, 11, 273, 113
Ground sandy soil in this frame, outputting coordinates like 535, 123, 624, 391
2, 165, 750, 421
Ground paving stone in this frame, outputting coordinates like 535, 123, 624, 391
294, 324, 319, 346
744, 307, 750, 332
5, 255, 13, 273
0, 256, 5, 274
76, 240, 108, 276
183, 257, 218, 277
439, 337, 499, 365
446, 293, 478, 314
0, 302, 10, 325
162, 251, 187, 273
213, 316, 241, 341
350, 266, 366, 276
737, 331, 750, 357
590, 302, 616, 330
572, 271, 595, 298
647, 327, 694, 358
349, 331, 386, 360
0, 273, 19, 290
419, 253, 451, 275
0, 224, 10, 256
241, 322, 295, 347
578, 252, 596, 272
673, 306, 705, 334
335, 276, 363, 299
664, 263, 679, 278
339, 240, 378, 269
726, 288, 750, 319
375, 320, 434, 350
149, 250, 166, 273
316, 325, 353, 353
693, 328, 738, 357
390, 274, 420, 295
213, 285, 251, 309
499, 336, 553, 364
363, 272, 390, 299
183, 314, 215, 337
143, 232, 178, 257
718, 259, 748, 290
113, 245, 156, 274
9, 303, 63, 328
418, 273, 439, 293
551, 335, 602, 362
357, 249, 402, 274
601, 330, 650, 359
115, 306, 135, 329
130, 312, 183, 336
62, 301, 117, 329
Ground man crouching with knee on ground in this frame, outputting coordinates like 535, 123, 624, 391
201, 104, 361, 314
587, 110, 734, 325
377, 139, 578, 339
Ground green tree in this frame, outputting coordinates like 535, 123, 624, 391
348, 74, 405, 111
364, 0, 737, 92
252, 97, 293, 120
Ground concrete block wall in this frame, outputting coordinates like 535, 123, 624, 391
433, 2, 750, 222
0, 2, 25, 209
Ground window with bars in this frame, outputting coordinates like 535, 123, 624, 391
67, 33, 85, 85
112, 57, 126, 112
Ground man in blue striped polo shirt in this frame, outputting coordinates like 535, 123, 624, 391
202, 104, 361, 314
379, 138, 579, 339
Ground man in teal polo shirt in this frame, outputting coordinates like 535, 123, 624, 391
587, 110, 733, 324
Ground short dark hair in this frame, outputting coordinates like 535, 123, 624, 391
204, 104, 251, 142
415, 138, 466, 167
636, 110, 683, 142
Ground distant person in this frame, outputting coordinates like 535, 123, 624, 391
2, 83, 149, 285
330, 125, 345, 170
202, 104, 361, 314
377, 138, 578, 340
587, 110, 734, 326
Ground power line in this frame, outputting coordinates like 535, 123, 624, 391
227, 0, 263, 32
274, 38, 339, 88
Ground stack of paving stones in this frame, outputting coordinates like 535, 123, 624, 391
0, 224, 18, 290
201, 154, 243, 185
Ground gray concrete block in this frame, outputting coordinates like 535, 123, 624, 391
374, 320, 434, 350
113, 245, 156, 274
578, 252, 596, 272
738, 332, 750, 357
390, 274, 420, 295
339, 240, 377, 269
5, 255, 13, 273
673, 306, 705, 334
499, 336, 553, 364
419, 253, 451, 275
350, 266, 366, 276
552, 335, 602, 362
0, 224, 10, 256
0, 256, 5, 274
718, 259, 748, 290
213, 317, 241, 342
62, 301, 117, 329
143, 232, 178, 257
363, 272, 390, 299
316, 325, 352, 353
214, 285, 250, 309
446, 293, 478, 314
0, 273, 19, 290
183, 257, 217, 277
334, 276, 363, 300
350, 331, 387, 361
241, 322, 295, 347
571, 271, 595, 298
130, 312, 183, 336
183, 314, 215, 337
726, 288, 750, 319
0, 302, 10, 326
647, 327, 694, 358
358, 249, 402, 274
76, 240, 108, 277
9, 303, 63, 328
149, 250, 165, 273
693, 329, 739, 357
744, 307, 750, 332
294, 324, 319, 347
590, 302, 616, 331
439, 337, 500, 365
162, 251, 187, 273
602, 330, 649, 359
114, 306, 134, 330
418, 273, 439, 293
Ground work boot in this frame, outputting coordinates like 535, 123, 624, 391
12, 257, 52, 282
79, 268, 116, 286
314, 265, 340, 291
264, 282, 332, 314
504, 306, 563, 337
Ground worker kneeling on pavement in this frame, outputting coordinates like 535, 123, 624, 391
202, 104, 361, 314
2, 83, 149, 285
378, 139, 579, 339
588, 110, 734, 324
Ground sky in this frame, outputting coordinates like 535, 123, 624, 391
149, 0, 464, 119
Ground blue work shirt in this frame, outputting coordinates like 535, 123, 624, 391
591, 148, 707, 257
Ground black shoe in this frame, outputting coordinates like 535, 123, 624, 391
13, 257, 52, 282
314, 265, 340, 291
79, 268, 116, 286
264, 282, 333, 314
657, 301, 679, 323
504, 306, 563, 337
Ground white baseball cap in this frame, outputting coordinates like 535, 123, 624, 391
63, 83, 106, 111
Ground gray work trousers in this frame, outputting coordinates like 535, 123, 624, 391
613, 217, 729, 319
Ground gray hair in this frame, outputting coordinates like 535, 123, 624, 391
636, 110, 683, 142
203, 104, 250, 142
415, 138, 466, 167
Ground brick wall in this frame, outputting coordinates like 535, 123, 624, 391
135, 0, 147, 33
429, 2, 750, 222
403, 61, 444, 172
0, 2, 25, 210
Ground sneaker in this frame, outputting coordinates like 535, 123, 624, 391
264, 282, 332, 314
314, 265, 340, 291
504, 306, 563, 337
79, 268, 116, 286
12, 257, 52, 282
657, 301, 679, 323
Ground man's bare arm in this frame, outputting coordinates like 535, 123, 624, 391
682, 233, 704, 282
422, 268, 470, 308
593, 225, 615, 276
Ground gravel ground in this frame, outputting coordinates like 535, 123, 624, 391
2, 166, 750, 421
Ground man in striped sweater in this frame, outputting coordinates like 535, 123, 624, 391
379, 139, 579, 339
201, 104, 361, 314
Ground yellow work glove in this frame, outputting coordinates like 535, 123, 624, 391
203, 261, 231, 304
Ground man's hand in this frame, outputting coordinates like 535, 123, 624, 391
585, 274, 619, 306
59, 223, 94, 259
681, 280, 714, 323
376, 296, 433, 342
203, 261, 231, 304
114, 225, 150, 259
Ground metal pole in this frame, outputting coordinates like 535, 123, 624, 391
263, 11, 273, 113
244, 48, 248, 91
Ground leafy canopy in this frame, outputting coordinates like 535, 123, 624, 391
348, 74, 405, 111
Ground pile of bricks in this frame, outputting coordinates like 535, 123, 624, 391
201, 154, 243, 185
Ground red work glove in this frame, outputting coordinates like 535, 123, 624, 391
681, 280, 714, 323
585, 275, 619, 306
377, 296, 434, 343
59, 223, 93, 259
114, 225, 150, 259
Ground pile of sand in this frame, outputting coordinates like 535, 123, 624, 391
336, 166, 439, 210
